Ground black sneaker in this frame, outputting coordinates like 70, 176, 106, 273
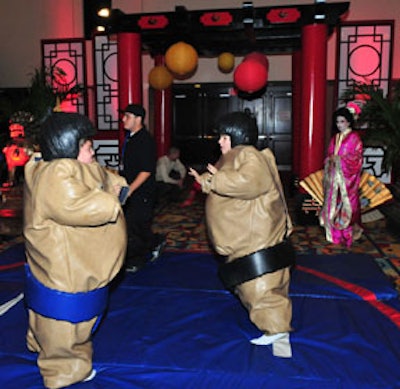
126, 264, 142, 273
150, 239, 167, 262
125, 257, 146, 273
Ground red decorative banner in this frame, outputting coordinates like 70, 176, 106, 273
266, 8, 301, 24
200, 12, 233, 27
138, 15, 169, 30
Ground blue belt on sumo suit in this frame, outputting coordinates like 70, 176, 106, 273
24, 264, 108, 332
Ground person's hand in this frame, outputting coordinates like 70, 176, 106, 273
188, 167, 201, 184
207, 163, 218, 175
113, 184, 122, 196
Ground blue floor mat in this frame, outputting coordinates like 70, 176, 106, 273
0, 246, 399, 388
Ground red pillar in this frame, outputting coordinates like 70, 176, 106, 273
299, 23, 327, 180
117, 32, 142, 155
153, 55, 172, 158
291, 49, 302, 178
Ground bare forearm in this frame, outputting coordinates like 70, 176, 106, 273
128, 171, 151, 196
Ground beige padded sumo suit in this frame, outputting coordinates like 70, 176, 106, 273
200, 145, 293, 336
23, 158, 127, 388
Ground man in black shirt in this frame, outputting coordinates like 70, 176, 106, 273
120, 104, 166, 272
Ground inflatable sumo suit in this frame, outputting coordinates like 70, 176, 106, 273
199, 111, 295, 335
23, 113, 127, 388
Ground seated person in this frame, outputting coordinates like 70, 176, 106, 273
155, 146, 187, 202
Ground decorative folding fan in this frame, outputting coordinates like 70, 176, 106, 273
299, 170, 393, 213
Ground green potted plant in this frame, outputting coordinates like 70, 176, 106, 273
23, 67, 84, 145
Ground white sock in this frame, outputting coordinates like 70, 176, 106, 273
272, 333, 292, 358
83, 369, 97, 382
250, 332, 288, 346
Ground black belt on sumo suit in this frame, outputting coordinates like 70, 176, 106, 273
218, 240, 296, 290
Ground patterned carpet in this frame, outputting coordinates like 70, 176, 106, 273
154, 194, 211, 253
0, 185, 24, 252
153, 194, 400, 293
0, 235, 24, 253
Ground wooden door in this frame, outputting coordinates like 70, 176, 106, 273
238, 83, 292, 171
172, 82, 292, 170
266, 84, 293, 170
172, 83, 239, 166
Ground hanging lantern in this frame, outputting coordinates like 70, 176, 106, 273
9, 123, 25, 139
148, 65, 173, 90
233, 59, 268, 93
243, 51, 269, 70
218, 52, 235, 73
165, 41, 198, 77
3, 143, 30, 168
8, 110, 33, 138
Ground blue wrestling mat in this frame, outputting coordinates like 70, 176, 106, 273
0, 244, 399, 388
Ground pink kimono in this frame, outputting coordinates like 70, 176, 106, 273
319, 131, 363, 247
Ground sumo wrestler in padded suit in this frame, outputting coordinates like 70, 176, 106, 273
189, 111, 295, 357
23, 113, 127, 388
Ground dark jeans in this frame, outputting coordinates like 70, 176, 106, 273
124, 193, 156, 266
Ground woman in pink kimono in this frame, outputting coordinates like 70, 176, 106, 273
319, 107, 363, 248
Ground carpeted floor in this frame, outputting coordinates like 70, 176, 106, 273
0, 185, 24, 254
154, 194, 211, 253
153, 194, 400, 293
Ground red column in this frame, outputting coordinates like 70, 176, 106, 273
291, 49, 302, 178
117, 32, 142, 155
299, 23, 327, 180
153, 55, 172, 158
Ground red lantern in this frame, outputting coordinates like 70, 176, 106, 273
165, 41, 198, 77
9, 123, 25, 139
244, 52, 269, 71
148, 65, 173, 90
3, 143, 30, 168
233, 60, 268, 93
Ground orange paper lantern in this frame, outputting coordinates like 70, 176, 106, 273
148, 65, 173, 90
165, 41, 198, 77
218, 52, 235, 73
233, 60, 268, 93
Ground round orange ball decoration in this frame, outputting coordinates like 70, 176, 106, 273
218, 52, 235, 73
233, 60, 268, 93
148, 65, 173, 90
165, 41, 198, 77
